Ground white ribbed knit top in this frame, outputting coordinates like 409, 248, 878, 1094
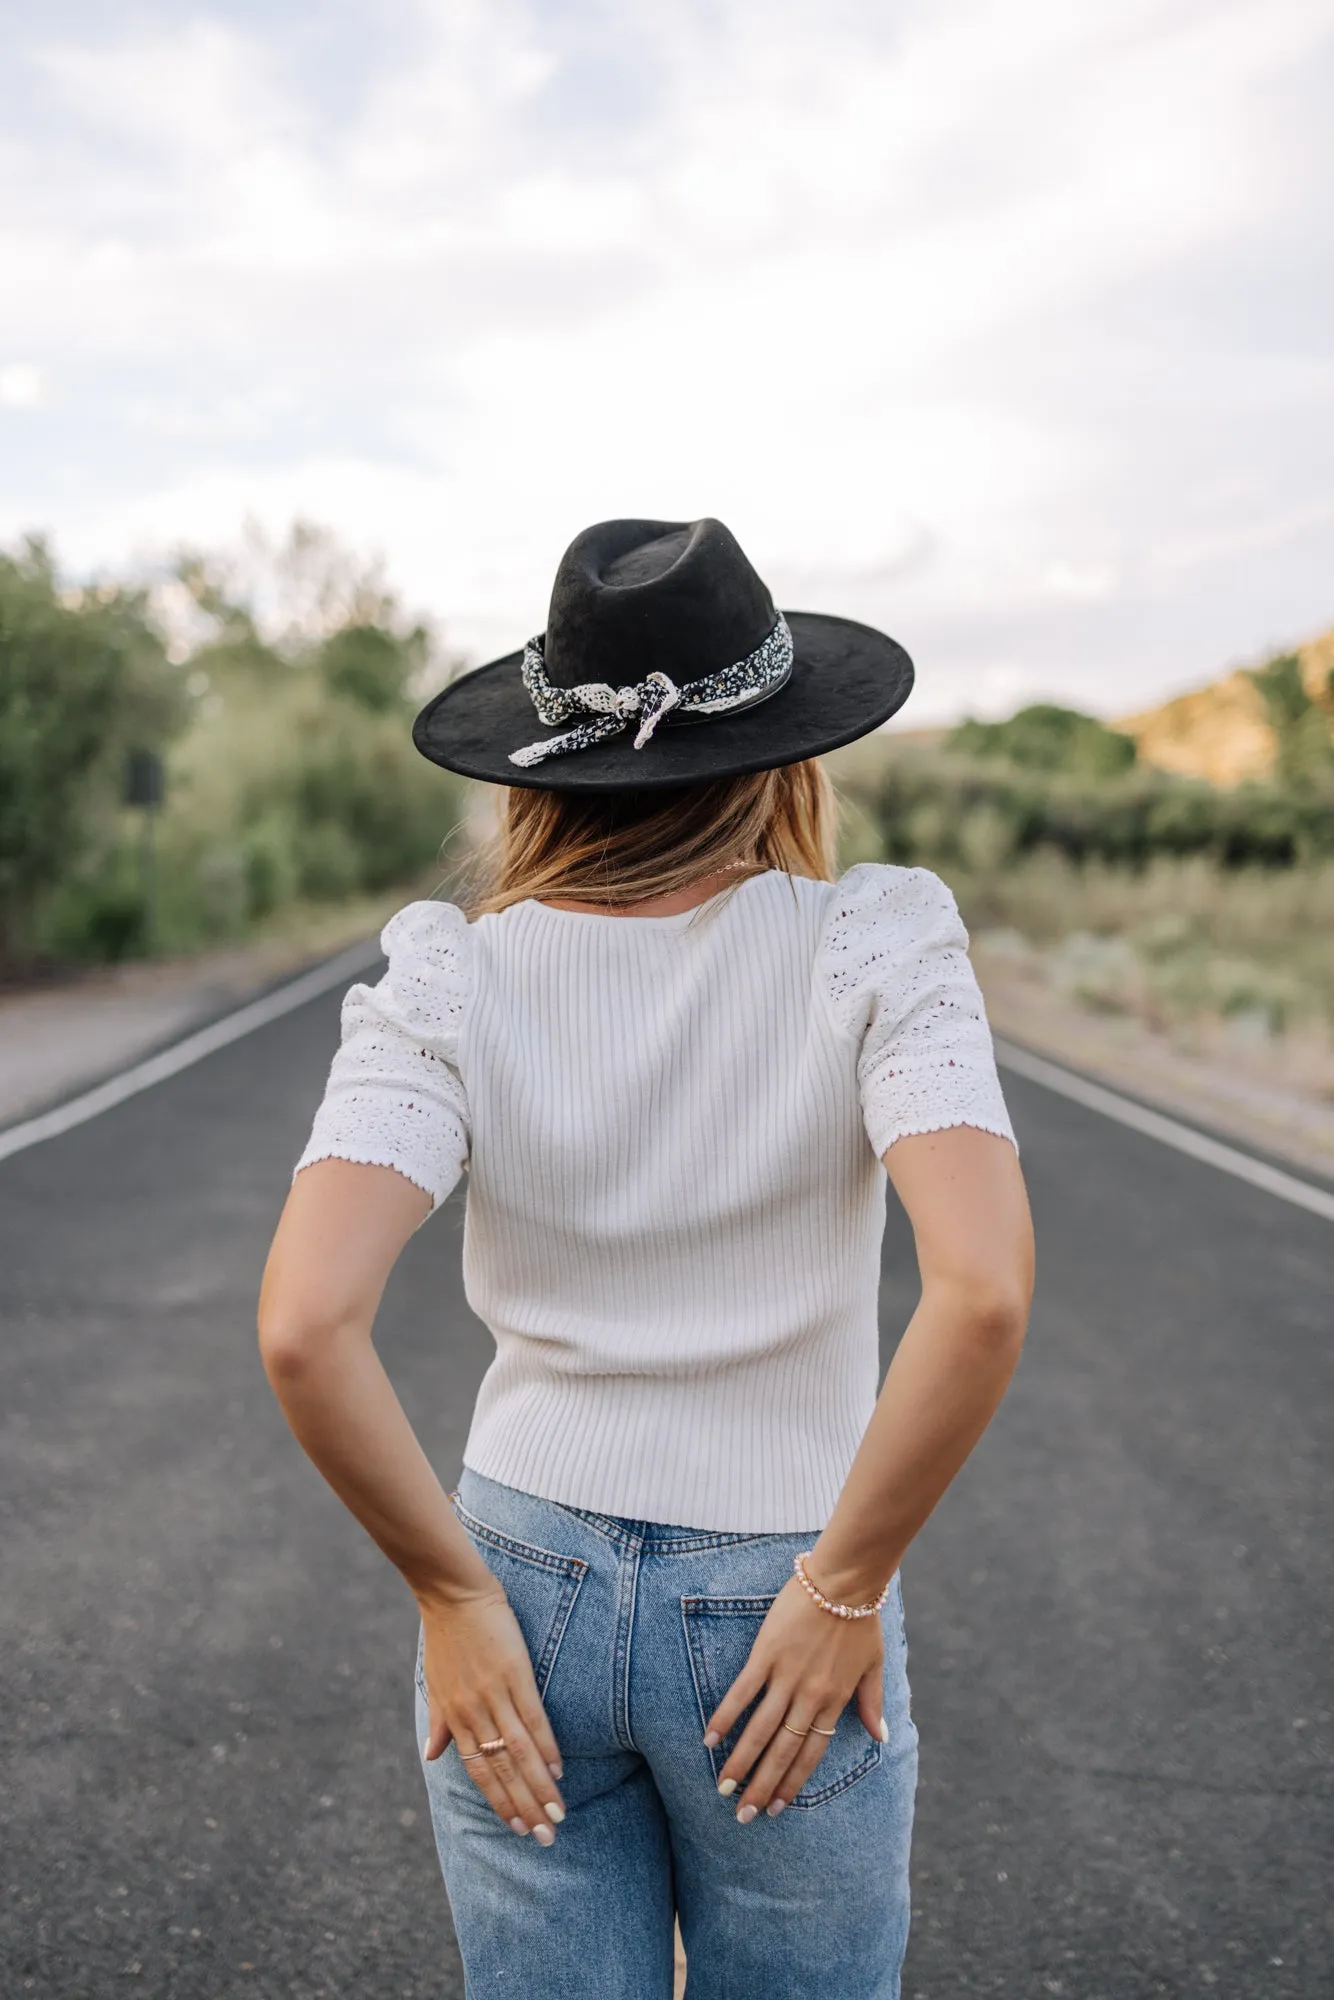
296, 864, 1015, 1532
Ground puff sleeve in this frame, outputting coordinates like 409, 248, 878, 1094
818, 864, 1016, 1160
293, 900, 472, 1210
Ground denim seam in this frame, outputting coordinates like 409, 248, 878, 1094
448, 1495, 589, 1699
681, 1599, 717, 1779
451, 1492, 591, 1580
612, 1542, 642, 1750
414, 1566, 586, 1706
680, 1594, 779, 1616
531, 1568, 585, 1697
644, 1532, 772, 1554
790, 1742, 881, 1809
548, 1501, 642, 1551
547, 1499, 773, 1557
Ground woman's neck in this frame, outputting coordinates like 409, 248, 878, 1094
540, 865, 754, 918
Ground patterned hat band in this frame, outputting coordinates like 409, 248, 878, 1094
508, 614, 794, 769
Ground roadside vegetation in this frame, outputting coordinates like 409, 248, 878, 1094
831, 677, 1334, 1065
0, 525, 464, 975
4, 515, 1332, 1085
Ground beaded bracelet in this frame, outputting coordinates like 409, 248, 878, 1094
793, 1551, 890, 1621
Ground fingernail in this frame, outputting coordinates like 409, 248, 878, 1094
878, 1716, 890, 1743
766, 1798, 787, 1817
509, 1816, 528, 1835
420, 1739, 430, 1760
544, 1801, 565, 1824
736, 1803, 758, 1824
703, 1730, 720, 1749
717, 1777, 737, 1797
548, 1762, 564, 1780
533, 1822, 556, 1847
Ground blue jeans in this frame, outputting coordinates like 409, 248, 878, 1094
415, 1469, 918, 1998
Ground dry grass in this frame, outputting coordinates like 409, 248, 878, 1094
953, 853, 1334, 1037
950, 855, 1334, 1110
829, 761, 1334, 1104
828, 734, 1334, 1024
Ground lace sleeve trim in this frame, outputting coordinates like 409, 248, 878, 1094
293, 901, 474, 1210
818, 864, 1017, 1159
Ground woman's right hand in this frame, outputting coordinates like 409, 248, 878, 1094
419, 1581, 567, 1843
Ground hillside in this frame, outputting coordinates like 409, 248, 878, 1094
1118, 628, 1334, 787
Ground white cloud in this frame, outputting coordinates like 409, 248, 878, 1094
1042, 562, 1119, 603
0, 363, 45, 408
2, 0, 1332, 717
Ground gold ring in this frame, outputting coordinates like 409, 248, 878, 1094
459, 1738, 507, 1760
781, 1721, 811, 1737
808, 1723, 836, 1737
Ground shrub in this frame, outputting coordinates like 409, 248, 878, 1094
1247, 651, 1334, 789
831, 737, 1334, 1035
133, 670, 461, 954
4, 527, 464, 966
862, 743, 1334, 876
316, 622, 429, 714
948, 702, 1137, 778
0, 540, 182, 965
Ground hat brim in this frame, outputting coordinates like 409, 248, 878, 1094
412, 611, 914, 790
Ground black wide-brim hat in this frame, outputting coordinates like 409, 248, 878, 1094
413, 517, 914, 790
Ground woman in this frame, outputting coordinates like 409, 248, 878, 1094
259, 518, 1033, 1998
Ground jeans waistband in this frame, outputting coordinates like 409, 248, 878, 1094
456, 1468, 816, 1555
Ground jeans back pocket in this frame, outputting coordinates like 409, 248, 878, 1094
681, 1593, 881, 1809
443, 1495, 588, 1699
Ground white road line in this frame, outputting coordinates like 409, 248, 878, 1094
995, 1037, 1334, 1224
0, 938, 383, 1167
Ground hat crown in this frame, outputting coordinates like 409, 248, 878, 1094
544, 518, 777, 692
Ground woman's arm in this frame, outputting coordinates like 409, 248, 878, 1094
810, 1124, 1033, 1600
258, 1159, 567, 1844
705, 1126, 1033, 1818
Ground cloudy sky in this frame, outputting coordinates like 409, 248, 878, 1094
2, 0, 1331, 720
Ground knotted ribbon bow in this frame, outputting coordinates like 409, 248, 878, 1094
508, 614, 794, 768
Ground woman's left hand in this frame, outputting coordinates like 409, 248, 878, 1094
703, 1574, 887, 1819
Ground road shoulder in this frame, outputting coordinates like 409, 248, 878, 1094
0, 896, 405, 1129
975, 942, 1334, 1184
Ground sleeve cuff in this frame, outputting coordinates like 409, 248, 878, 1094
863, 1057, 1018, 1160
293, 1088, 468, 1210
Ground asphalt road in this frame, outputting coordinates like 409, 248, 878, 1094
1, 978, 1331, 1999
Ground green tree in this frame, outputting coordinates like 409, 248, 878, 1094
2, 521, 462, 967
948, 702, 1137, 778
1247, 652, 1334, 788
0, 540, 181, 965
315, 621, 429, 713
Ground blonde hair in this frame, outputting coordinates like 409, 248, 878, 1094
465, 759, 838, 918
